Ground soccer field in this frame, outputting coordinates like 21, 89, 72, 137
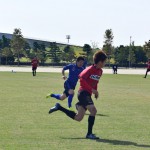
0, 72, 150, 150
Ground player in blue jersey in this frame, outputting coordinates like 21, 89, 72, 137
46, 56, 85, 109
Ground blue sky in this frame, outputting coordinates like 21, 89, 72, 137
0, 0, 150, 47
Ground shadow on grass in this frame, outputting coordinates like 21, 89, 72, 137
62, 137, 150, 148
96, 139, 150, 148
85, 114, 109, 117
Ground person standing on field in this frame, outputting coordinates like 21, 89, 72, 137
112, 64, 118, 74
144, 59, 150, 78
31, 56, 39, 76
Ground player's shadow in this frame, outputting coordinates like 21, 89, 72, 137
85, 113, 109, 117
96, 139, 150, 148
62, 137, 150, 148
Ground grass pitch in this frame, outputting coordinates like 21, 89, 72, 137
0, 72, 150, 150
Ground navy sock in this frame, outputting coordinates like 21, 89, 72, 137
87, 116, 95, 135
51, 94, 61, 100
68, 94, 73, 108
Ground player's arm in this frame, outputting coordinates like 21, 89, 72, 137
62, 68, 67, 80
62, 64, 72, 80
94, 84, 99, 99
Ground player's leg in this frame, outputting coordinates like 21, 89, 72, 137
50, 104, 86, 121
113, 69, 115, 74
74, 105, 86, 121
144, 69, 148, 78
32, 67, 34, 76
148, 69, 150, 75
86, 105, 99, 139
34, 68, 37, 76
47, 92, 67, 100
49, 102, 85, 120
68, 89, 74, 108
46, 81, 68, 100
77, 90, 99, 139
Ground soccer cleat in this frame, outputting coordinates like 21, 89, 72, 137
46, 93, 53, 99
86, 134, 100, 140
49, 103, 60, 114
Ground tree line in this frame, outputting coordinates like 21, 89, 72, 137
103, 29, 150, 67
0, 28, 150, 67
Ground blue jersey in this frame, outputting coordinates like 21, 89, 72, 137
63, 64, 84, 88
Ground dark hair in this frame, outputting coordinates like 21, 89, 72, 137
77, 56, 85, 62
93, 50, 107, 64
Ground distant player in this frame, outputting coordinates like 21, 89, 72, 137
31, 56, 39, 76
48, 50, 107, 139
144, 59, 150, 78
112, 64, 118, 74
46, 56, 85, 109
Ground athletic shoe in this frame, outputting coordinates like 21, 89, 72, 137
46, 93, 53, 98
49, 103, 60, 114
86, 134, 100, 140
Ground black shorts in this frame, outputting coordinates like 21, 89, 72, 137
32, 67, 37, 71
77, 90, 94, 110
63, 81, 75, 97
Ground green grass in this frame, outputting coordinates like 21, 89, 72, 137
0, 72, 150, 150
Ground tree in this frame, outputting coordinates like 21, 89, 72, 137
143, 40, 150, 58
134, 46, 147, 64
33, 42, 40, 53
63, 45, 70, 53
103, 29, 114, 67
114, 45, 128, 67
38, 43, 47, 64
11, 28, 25, 65
47, 42, 62, 63
91, 41, 99, 50
1, 35, 10, 48
83, 44, 92, 58
23, 41, 31, 59
62, 45, 76, 63
128, 49, 136, 66
2, 47, 13, 65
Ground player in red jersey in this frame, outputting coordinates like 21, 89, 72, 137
144, 59, 150, 78
48, 50, 107, 139
31, 56, 39, 76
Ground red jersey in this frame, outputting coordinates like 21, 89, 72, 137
147, 61, 150, 69
31, 59, 39, 68
79, 65, 103, 95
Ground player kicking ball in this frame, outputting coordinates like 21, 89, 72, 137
46, 56, 85, 109
48, 50, 107, 139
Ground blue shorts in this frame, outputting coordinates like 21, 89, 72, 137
63, 81, 75, 97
